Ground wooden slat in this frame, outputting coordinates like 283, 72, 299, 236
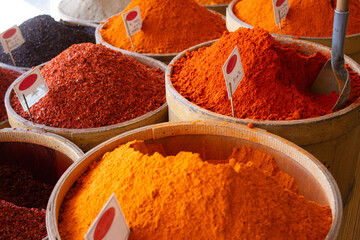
338, 155, 360, 239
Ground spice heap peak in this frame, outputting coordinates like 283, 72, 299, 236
100, 0, 226, 54
233, 0, 360, 37
59, 140, 332, 239
10, 43, 165, 129
171, 27, 360, 120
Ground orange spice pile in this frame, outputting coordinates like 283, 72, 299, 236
100, 0, 226, 53
59, 140, 332, 239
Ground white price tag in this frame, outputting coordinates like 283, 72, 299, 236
222, 46, 244, 99
85, 193, 130, 240
272, 0, 289, 25
13, 67, 49, 111
0, 25, 24, 53
122, 6, 143, 37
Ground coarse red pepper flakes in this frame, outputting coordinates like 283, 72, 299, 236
0, 67, 22, 122
10, 43, 165, 129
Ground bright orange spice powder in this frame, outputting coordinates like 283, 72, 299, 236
59, 140, 332, 239
100, 0, 226, 54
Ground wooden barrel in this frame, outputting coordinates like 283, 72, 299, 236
0, 128, 83, 240
165, 37, 360, 203
4, 53, 168, 152
226, 0, 360, 63
46, 121, 342, 239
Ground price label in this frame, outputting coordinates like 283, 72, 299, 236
13, 67, 49, 111
85, 193, 130, 240
0, 25, 24, 53
222, 46, 244, 99
122, 6, 143, 37
272, 0, 289, 25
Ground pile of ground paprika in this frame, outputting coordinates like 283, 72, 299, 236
171, 27, 360, 120
58, 140, 332, 239
233, 0, 360, 37
10, 43, 165, 129
100, 0, 226, 54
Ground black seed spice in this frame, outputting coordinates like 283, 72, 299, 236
0, 164, 55, 239
0, 15, 96, 68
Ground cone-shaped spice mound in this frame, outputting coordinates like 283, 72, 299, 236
100, 0, 226, 54
171, 27, 360, 120
59, 141, 332, 239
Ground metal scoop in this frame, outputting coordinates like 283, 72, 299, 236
310, 0, 350, 111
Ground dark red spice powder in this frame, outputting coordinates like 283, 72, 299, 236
10, 43, 165, 129
171, 28, 360, 120
0, 164, 54, 239
0, 200, 47, 239
0, 67, 22, 122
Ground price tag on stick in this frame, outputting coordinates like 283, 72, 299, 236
272, 0, 289, 30
222, 46, 244, 118
85, 193, 130, 240
122, 6, 142, 51
13, 67, 49, 122
0, 25, 24, 66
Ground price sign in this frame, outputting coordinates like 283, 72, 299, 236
222, 46, 244, 99
0, 25, 24, 53
122, 6, 142, 37
13, 67, 49, 111
85, 193, 130, 240
272, 0, 289, 26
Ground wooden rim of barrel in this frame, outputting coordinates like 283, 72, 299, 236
4, 47, 168, 151
0, 128, 83, 161
226, 0, 360, 57
165, 37, 360, 145
45, 121, 342, 239
95, 10, 226, 64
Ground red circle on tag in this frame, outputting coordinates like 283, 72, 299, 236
19, 74, 38, 91
3, 28, 16, 39
276, 0, 285, 7
126, 11, 138, 21
226, 55, 237, 74
94, 207, 115, 240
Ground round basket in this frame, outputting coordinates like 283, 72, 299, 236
46, 121, 342, 239
0, 128, 83, 240
165, 36, 360, 203
4, 52, 168, 152
226, 0, 360, 63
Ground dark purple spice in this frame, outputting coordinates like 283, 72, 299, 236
0, 15, 96, 67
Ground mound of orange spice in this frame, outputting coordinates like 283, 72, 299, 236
171, 27, 360, 120
59, 140, 332, 240
233, 0, 360, 37
195, 0, 232, 5
100, 0, 226, 54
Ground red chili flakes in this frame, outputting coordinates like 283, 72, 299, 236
10, 43, 165, 129
0, 67, 21, 122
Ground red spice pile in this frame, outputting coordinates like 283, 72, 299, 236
11, 43, 165, 129
171, 27, 360, 120
0, 164, 54, 239
0, 67, 21, 122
